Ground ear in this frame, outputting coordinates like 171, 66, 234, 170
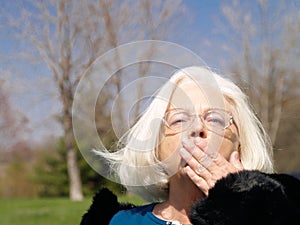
236, 143, 241, 155
229, 151, 243, 170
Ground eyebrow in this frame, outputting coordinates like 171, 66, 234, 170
165, 107, 191, 113
165, 107, 233, 116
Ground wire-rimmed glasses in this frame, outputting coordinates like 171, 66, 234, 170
163, 108, 234, 135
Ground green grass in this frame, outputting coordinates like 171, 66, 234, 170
0, 195, 146, 225
1, 198, 91, 225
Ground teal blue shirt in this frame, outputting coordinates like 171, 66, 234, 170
109, 203, 169, 225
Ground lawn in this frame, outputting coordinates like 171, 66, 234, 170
1, 195, 145, 225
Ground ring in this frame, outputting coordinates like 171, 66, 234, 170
199, 155, 212, 168
206, 149, 218, 159
197, 163, 206, 174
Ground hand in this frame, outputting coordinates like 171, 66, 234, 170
179, 138, 244, 196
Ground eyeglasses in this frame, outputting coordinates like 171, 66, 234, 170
163, 108, 234, 135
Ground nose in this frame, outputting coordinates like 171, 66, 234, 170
188, 117, 207, 138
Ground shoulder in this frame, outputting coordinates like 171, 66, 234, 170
190, 170, 300, 225
80, 188, 135, 225
269, 172, 300, 201
109, 203, 157, 225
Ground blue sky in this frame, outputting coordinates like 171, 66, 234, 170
0, 0, 299, 143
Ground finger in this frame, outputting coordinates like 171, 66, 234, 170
184, 166, 210, 196
193, 137, 207, 149
180, 148, 216, 188
229, 151, 244, 171
179, 148, 211, 178
182, 140, 231, 181
182, 140, 214, 169
203, 150, 238, 177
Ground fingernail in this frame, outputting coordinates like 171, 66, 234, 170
194, 137, 207, 148
182, 138, 194, 149
179, 148, 192, 161
181, 137, 188, 145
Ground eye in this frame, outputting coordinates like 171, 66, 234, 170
204, 112, 226, 127
167, 112, 190, 128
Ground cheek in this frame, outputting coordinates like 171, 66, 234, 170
218, 141, 236, 160
217, 136, 239, 160
217, 127, 239, 160
158, 135, 182, 161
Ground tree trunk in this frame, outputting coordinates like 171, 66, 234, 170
269, 74, 284, 143
66, 144, 83, 201
63, 91, 83, 201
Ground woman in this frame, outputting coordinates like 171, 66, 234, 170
99, 66, 274, 225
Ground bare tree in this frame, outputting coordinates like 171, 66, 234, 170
0, 79, 29, 152
8, 0, 184, 200
219, 0, 300, 144
217, 0, 300, 172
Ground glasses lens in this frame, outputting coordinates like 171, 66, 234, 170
203, 110, 231, 131
165, 110, 191, 132
164, 109, 232, 134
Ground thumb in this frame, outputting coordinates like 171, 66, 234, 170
229, 151, 244, 171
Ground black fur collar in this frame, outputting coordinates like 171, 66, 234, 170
80, 170, 300, 225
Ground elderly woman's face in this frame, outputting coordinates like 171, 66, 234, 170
158, 79, 239, 171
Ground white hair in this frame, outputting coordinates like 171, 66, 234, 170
96, 66, 273, 202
